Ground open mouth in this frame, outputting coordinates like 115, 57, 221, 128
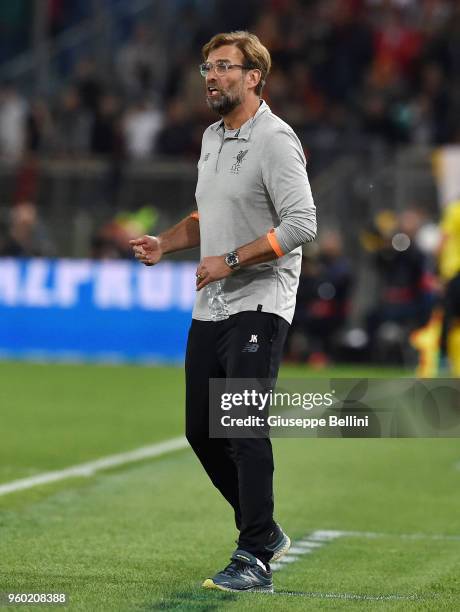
207, 86, 221, 97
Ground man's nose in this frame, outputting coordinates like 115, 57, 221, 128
206, 76, 219, 88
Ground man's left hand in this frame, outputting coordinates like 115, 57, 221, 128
196, 256, 232, 291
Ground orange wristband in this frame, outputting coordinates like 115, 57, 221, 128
266, 229, 285, 257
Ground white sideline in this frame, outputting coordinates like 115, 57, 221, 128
271, 529, 460, 572
275, 591, 426, 601
271, 528, 459, 602
335, 529, 460, 542
0, 436, 188, 497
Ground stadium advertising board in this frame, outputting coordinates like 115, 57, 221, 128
0, 258, 196, 362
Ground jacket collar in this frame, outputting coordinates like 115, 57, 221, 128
212, 99, 269, 141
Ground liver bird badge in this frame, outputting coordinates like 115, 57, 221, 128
231, 149, 249, 174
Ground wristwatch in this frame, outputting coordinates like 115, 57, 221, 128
225, 250, 241, 271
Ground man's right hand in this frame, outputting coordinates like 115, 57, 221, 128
129, 235, 163, 266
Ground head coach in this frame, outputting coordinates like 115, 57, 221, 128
130, 31, 317, 593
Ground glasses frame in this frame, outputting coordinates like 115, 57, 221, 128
199, 61, 256, 78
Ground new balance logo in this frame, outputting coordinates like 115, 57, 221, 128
250, 335, 258, 343
242, 342, 259, 353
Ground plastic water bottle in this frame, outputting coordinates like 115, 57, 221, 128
206, 280, 229, 321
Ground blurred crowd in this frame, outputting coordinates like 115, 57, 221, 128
285, 207, 443, 367
0, 200, 55, 257
1, 0, 460, 164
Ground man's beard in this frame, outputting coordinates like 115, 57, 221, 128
206, 89, 242, 116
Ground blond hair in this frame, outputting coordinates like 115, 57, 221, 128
202, 31, 271, 96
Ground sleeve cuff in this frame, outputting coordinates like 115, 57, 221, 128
189, 211, 199, 221
266, 228, 285, 257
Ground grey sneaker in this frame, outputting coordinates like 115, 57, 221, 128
202, 549, 273, 593
264, 523, 291, 562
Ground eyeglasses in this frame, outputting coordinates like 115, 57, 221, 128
199, 60, 255, 77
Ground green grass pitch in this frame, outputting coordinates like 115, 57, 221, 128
0, 361, 459, 611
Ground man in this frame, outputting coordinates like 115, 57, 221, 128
438, 198, 460, 375
130, 31, 316, 593
411, 199, 460, 376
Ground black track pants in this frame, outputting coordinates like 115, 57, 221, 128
185, 310, 289, 563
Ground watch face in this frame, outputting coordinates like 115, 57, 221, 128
227, 253, 238, 266
226, 252, 239, 268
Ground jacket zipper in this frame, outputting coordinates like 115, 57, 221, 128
215, 133, 225, 173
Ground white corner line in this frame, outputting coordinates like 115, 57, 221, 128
0, 436, 189, 497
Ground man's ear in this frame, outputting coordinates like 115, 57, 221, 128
246, 69, 262, 91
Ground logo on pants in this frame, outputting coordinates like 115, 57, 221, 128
242, 334, 259, 352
